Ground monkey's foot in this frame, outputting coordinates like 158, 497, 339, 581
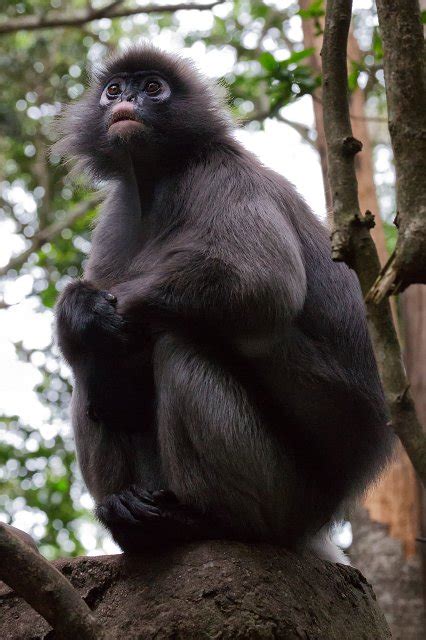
95, 486, 219, 551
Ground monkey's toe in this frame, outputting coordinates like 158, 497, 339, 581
96, 493, 138, 526
119, 487, 162, 520
96, 491, 161, 528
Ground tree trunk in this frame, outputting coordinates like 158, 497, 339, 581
0, 541, 391, 639
300, 1, 419, 547
301, 1, 424, 633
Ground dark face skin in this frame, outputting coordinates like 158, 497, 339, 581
100, 73, 172, 145
53, 48, 230, 179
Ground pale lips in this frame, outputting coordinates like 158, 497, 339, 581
108, 102, 143, 130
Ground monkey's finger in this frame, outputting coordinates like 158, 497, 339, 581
120, 489, 161, 520
128, 485, 157, 505
95, 495, 138, 525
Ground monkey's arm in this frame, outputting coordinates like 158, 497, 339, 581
55, 155, 144, 366
111, 203, 307, 341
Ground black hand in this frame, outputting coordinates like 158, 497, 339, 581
56, 280, 127, 359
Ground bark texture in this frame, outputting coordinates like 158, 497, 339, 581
0, 541, 391, 639
370, 0, 426, 297
321, 0, 426, 485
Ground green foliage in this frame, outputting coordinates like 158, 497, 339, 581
383, 221, 397, 255
372, 28, 383, 61
297, 0, 324, 20
348, 61, 362, 92
255, 48, 319, 111
0, 416, 89, 559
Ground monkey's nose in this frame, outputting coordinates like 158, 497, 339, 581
111, 101, 136, 116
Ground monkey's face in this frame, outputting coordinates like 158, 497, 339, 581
100, 73, 172, 147
54, 46, 230, 178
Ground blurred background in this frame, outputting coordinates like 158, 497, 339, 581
0, 1, 424, 637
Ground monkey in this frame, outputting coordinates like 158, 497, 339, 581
54, 45, 394, 564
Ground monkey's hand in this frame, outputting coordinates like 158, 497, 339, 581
55, 280, 127, 363
95, 486, 222, 551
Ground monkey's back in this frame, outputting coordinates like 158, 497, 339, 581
223, 148, 393, 506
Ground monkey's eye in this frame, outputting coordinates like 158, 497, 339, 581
145, 80, 162, 97
106, 83, 122, 98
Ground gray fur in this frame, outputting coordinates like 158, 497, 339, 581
55, 45, 394, 561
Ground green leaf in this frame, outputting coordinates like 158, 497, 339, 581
298, 0, 325, 19
348, 62, 361, 92
372, 28, 383, 61
383, 221, 397, 255
281, 47, 314, 66
258, 52, 278, 72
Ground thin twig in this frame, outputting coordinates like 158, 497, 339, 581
243, 108, 316, 149
0, 195, 101, 278
0, 1, 224, 34
322, 0, 426, 485
311, 95, 388, 123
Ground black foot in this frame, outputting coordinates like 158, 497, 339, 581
95, 486, 219, 552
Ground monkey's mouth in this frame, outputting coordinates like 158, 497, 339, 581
108, 108, 143, 130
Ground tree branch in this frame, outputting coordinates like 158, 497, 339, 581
0, 1, 223, 34
0, 523, 109, 640
311, 95, 388, 124
276, 114, 316, 148
0, 195, 101, 278
0, 541, 392, 639
321, 0, 426, 485
368, 0, 426, 299
243, 108, 317, 149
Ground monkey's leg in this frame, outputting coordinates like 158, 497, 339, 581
96, 333, 292, 550
152, 333, 292, 542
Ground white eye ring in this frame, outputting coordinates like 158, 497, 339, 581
145, 80, 162, 96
